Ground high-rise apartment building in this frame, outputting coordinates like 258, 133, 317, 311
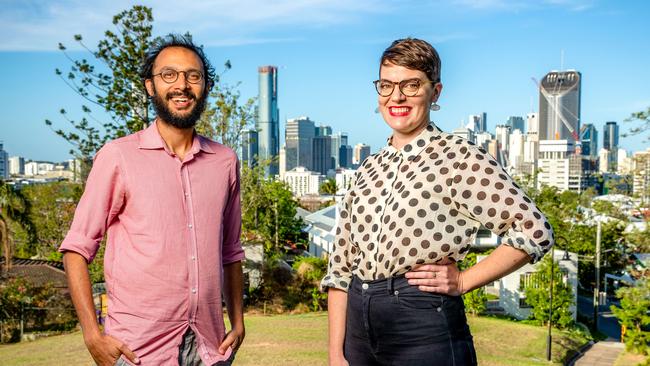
0, 143, 8, 179
285, 116, 315, 171
257, 66, 280, 176
8, 156, 25, 176
282, 167, 325, 197
353, 143, 371, 165
538, 140, 594, 193
632, 148, 650, 203
538, 70, 581, 141
580, 123, 598, 158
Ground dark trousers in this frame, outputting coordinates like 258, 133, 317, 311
344, 276, 478, 366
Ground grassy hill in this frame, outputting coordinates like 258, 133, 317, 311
0, 313, 589, 366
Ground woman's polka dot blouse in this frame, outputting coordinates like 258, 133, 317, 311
321, 123, 554, 291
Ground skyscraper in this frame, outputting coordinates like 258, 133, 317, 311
467, 113, 487, 133
603, 121, 619, 171
331, 132, 348, 168
603, 121, 619, 151
315, 125, 332, 137
285, 116, 315, 171
257, 66, 280, 176
580, 123, 598, 158
339, 145, 353, 168
353, 143, 371, 165
240, 129, 259, 168
495, 125, 511, 153
506, 116, 525, 133
313, 135, 334, 175
0, 143, 8, 179
538, 70, 581, 141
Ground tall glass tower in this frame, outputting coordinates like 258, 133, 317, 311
580, 123, 598, 158
538, 70, 581, 141
257, 66, 280, 176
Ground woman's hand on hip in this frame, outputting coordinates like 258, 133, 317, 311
405, 261, 465, 296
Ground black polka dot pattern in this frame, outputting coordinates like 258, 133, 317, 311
321, 123, 554, 292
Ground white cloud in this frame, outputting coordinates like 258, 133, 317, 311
0, 0, 388, 51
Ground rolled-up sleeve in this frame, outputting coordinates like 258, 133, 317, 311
222, 157, 245, 265
449, 144, 554, 263
59, 143, 126, 262
320, 179, 358, 292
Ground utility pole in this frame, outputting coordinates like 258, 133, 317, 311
547, 245, 555, 361
594, 220, 601, 330
274, 200, 279, 249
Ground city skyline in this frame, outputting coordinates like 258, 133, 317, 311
1, 0, 649, 162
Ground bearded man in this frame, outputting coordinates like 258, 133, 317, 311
61, 34, 245, 366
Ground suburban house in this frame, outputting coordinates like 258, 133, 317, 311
479, 249, 579, 320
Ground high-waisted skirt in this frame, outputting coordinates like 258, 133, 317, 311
344, 275, 478, 366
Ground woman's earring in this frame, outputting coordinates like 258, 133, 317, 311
430, 102, 440, 111
375, 107, 380, 113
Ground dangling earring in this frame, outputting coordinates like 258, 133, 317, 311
375, 107, 380, 113
430, 102, 440, 111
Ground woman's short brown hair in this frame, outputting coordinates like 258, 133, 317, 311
380, 38, 441, 83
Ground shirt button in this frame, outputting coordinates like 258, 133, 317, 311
191, 288, 197, 294
185, 192, 189, 197
191, 256, 196, 261
361, 283, 369, 290
437, 307, 442, 312
188, 224, 193, 228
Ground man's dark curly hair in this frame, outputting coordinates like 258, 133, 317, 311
140, 33, 216, 91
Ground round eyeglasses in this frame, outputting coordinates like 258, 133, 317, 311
373, 78, 433, 97
152, 69, 204, 84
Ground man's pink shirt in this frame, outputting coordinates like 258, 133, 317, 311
60, 121, 245, 365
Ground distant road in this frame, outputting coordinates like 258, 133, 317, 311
577, 294, 621, 340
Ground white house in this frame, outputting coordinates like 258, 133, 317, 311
479, 249, 578, 320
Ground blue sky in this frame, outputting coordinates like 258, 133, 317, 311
1, 0, 649, 162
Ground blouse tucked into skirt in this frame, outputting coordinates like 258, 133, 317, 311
321, 123, 554, 291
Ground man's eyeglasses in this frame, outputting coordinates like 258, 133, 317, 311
373, 78, 433, 97
152, 69, 204, 84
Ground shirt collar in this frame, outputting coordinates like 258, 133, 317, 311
138, 120, 215, 154
383, 122, 443, 161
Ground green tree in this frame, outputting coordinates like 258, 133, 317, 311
0, 182, 35, 273
523, 255, 575, 329
16, 183, 81, 260
611, 279, 650, 355
240, 164, 304, 254
195, 80, 257, 151
319, 178, 338, 195
625, 106, 650, 142
45, 5, 154, 182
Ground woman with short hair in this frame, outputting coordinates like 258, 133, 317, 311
322, 38, 554, 366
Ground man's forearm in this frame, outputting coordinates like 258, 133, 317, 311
63, 251, 102, 342
222, 261, 244, 330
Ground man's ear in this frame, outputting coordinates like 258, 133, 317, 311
145, 79, 154, 97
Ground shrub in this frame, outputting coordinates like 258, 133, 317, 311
611, 279, 650, 355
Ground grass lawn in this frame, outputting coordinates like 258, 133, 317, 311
0, 313, 589, 365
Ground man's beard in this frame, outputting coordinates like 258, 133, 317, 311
151, 86, 208, 129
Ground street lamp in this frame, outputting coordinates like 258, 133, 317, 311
547, 235, 572, 361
